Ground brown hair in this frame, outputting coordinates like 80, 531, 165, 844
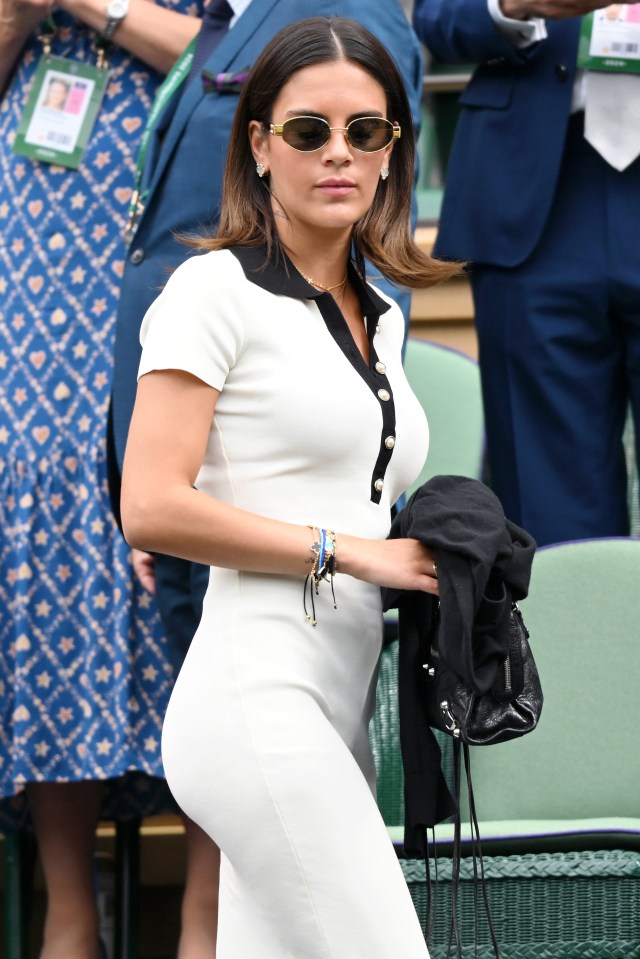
189, 16, 461, 289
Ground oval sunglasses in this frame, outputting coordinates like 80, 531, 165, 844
268, 116, 401, 154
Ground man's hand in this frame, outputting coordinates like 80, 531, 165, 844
501, 0, 609, 19
131, 548, 156, 594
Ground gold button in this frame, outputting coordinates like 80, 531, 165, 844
385, 435, 395, 449
375, 361, 386, 374
374, 478, 384, 492
377, 389, 390, 402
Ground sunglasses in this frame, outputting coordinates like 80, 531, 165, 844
268, 116, 401, 153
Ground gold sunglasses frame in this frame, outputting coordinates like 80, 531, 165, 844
268, 116, 401, 154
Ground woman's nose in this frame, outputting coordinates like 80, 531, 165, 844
321, 128, 353, 161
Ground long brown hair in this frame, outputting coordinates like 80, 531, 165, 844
190, 16, 461, 289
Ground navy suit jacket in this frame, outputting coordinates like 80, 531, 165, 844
413, 0, 582, 267
110, 0, 423, 486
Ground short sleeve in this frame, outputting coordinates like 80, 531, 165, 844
138, 249, 245, 391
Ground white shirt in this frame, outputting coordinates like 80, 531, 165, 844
487, 0, 587, 110
229, 0, 252, 28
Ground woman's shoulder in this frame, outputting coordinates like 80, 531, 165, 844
160, 248, 257, 305
140, 248, 248, 354
171, 247, 243, 282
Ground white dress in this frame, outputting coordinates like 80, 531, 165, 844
139, 246, 431, 958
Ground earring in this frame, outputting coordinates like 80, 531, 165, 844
256, 162, 266, 178
380, 166, 389, 181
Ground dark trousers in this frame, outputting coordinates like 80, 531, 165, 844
154, 553, 209, 674
472, 114, 640, 546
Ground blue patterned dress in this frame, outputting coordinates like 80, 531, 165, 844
0, 4, 203, 825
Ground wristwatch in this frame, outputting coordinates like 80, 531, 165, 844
101, 0, 130, 41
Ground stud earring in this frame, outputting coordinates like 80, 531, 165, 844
380, 166, 389, 181
256, 162, 266, 178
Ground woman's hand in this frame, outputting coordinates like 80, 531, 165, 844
0, 0, 54, 48
1, 0, 53, 92
131, 548, 156, 594
339, 534, 439, 595
1, 0, 53, 26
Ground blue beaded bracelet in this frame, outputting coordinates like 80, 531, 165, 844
304, 527, 338, 626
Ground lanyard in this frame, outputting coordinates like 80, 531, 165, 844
38, 14, 112, 68
125, 36, 197, 239
36, 16, 58, 57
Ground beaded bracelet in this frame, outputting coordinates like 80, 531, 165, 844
304, 527, 338, 626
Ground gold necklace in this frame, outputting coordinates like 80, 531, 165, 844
298, 269, 348, 293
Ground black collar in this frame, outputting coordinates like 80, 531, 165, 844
228, 243, 392, 321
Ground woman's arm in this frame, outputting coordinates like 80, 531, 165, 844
0, 0, 200, 95
57, 0, 200, 73
121, 369, 439, 595
56, 0, 201, 74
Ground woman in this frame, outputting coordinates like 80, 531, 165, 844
0, 1, 220, 957
41, 76, 70, 109
122, 16, 459, 957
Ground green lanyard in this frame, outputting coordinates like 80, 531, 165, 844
125, 36, 197, 240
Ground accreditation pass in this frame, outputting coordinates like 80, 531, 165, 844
578, 4, 640, 73
13, 56, 108, 168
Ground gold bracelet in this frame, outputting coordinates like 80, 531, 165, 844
307, 525, 320, 579
304, 527, 338, 625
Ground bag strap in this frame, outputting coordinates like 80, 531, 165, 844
462, 742, 502, 958
448, 743, 462, 957
425, 743, 502, 958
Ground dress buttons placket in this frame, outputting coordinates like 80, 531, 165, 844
305, 285, 395, 506
367, 344, 396, 505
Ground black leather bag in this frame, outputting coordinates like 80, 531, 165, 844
421, 603, 543, 745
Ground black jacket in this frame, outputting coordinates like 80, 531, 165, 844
383, 475, 536, 854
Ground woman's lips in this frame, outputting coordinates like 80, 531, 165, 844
316, 179, 356, 196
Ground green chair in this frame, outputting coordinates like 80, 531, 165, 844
402, 338, 485, 494
371, 538, 640, 959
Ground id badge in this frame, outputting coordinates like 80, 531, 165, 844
12, 56, 109, 168
578, 5, 640, 74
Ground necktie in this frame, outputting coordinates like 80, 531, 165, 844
584, 72, 640, 172
187, 0, 234, 85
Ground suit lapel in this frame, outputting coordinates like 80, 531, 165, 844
145, 0, 281, 202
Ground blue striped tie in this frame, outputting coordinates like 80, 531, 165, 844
188, 0, 234, 85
